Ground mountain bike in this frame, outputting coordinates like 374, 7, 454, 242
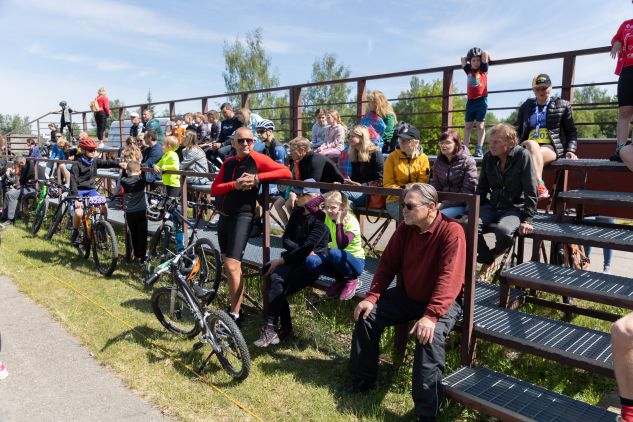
70, 195, 118, 276
144, 192, 218, 284
30, 179, 63, 235
44, 188, 74, 240
146, 238, 250, 380
14, 182, 38, 229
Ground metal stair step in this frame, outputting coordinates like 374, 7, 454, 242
443, 366, 618, 422
473, 304, 613, 377
530, 218, 633, 252
502, 261, 633, 309
557, 189, 633, 208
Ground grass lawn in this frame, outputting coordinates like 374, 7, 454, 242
0, 223, 620, 421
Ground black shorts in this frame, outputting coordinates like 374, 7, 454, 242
218, 212, 253, 261
166, 185, 181, 198
618, 66, 633, 107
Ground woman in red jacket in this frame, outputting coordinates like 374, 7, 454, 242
211, 127, 292, 324
94, 87, 110, 142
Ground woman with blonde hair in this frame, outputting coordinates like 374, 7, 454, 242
180, 130, 209, 185
360, 91, 397, 151
315, 110, 345, 159
343, 125, 384, 207
305, 190, 365, 300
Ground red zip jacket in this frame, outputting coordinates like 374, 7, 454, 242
211, 151, 291, 214
365, 213, 466, 323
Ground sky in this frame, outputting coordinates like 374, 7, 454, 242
0, 0, 630, 125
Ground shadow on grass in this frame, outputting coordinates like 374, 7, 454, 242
259, 348, 407, 420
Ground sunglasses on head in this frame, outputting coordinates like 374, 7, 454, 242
236, 138, 254, 145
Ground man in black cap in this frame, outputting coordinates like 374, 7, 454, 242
254, 179, 330, 348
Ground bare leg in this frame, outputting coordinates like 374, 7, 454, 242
73, 204, 83, 229
464, 121, 474, 147
617, 106, 633, 145
612, 313, 633, 400
521, 141, 557, 181
476, 121, 486, 147
223, 256, 243, 314
620, 144, 633, 172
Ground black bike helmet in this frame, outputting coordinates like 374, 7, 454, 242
467, 47, 483, 59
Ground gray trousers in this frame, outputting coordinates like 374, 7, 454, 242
477, 203, 521, 265
4, 186, 35, 220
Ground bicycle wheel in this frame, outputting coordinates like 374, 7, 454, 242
206, 310, 250, 380
145, 225, 173, 282
45, 201, 69, 240
151, 286, 200, 338
18, 191, 38, 228
188, 238, 223, 303
30, 197, 49, 235
76, 222, 90, 259
92, 220, 118, 276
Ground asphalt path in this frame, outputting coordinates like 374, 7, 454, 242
0, 276, 172, 422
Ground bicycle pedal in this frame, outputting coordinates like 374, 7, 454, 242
192, 341, 204, 351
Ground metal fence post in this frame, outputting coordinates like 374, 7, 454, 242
441, 69, 454, 133
290, 87, 303, 138
118, 108, 124, 148
169, 102, 176, 121
202, 98, 208, 114
356, 79, 367, 122
561, 54, 577, 104
241, 93, 250, 110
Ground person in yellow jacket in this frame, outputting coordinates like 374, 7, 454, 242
153, 135, 184, 251
383, 123, 430, 220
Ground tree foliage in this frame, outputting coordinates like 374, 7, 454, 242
146, 90, 156, 114
303, 53, 353, 131
0, 113, 31, 135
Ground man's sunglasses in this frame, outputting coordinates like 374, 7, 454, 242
236, 138, 254, 145
401, 202, 425, 210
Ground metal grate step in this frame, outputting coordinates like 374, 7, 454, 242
473, 304, 613, 377
502, 261, 633, 309
443, 366, 618, 422
558, 189, 633, 208
530, 218, 633, 252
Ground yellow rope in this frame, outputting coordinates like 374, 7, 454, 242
3, 228, 264, 422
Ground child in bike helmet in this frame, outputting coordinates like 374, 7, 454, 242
70, 137, 125, 244
460, 47, 491, 157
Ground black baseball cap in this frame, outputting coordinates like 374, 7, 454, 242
397, 122, 421, 141
532, 74, 552, 89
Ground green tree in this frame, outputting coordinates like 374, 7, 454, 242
146, 90, 156, 114
222, 28, 290, 138
0, 113, 31, 135
302, 53, 353, 131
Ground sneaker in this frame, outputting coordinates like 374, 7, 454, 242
340, 378, 375, 395
70, 229, 79, 244
339, 279, 360, 300
278, 325, 293, 341
254, 325, 280, 348
326, 280, 345, 297
0, 361, 8, 380
226, 307, 243, 327
537, 183, 549, 199
477, 260, 499, 281
604, 266, 611, 275
474, 146, 483, 157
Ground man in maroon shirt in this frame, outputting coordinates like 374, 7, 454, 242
347, 183, 466, 422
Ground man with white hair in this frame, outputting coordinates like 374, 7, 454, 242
129, 112, 143, 138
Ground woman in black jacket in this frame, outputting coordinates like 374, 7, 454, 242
515, 74, 577, 199
343, 125, 384, 207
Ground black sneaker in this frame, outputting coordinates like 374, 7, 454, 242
278, 325, 293, 341
70, 229, 80, 244
226, 307, 243, 327
340, 378, 376, 395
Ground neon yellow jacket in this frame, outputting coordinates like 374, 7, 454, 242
156, 150, 180, 187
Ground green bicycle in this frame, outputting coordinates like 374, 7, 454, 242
30, 179, 63, 236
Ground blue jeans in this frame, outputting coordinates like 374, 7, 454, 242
345, 191, 366, 209
584, 216, 615, 268
441, 205, 466, 219
306, 249, 365, 281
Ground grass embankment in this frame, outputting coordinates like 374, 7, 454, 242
0, 224, 619, 421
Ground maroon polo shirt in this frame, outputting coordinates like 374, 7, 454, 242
365, 213, 466, 323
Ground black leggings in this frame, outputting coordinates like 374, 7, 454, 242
95, 111, 107, 141
125, 210, 147, 260
218, 213, 253, 260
